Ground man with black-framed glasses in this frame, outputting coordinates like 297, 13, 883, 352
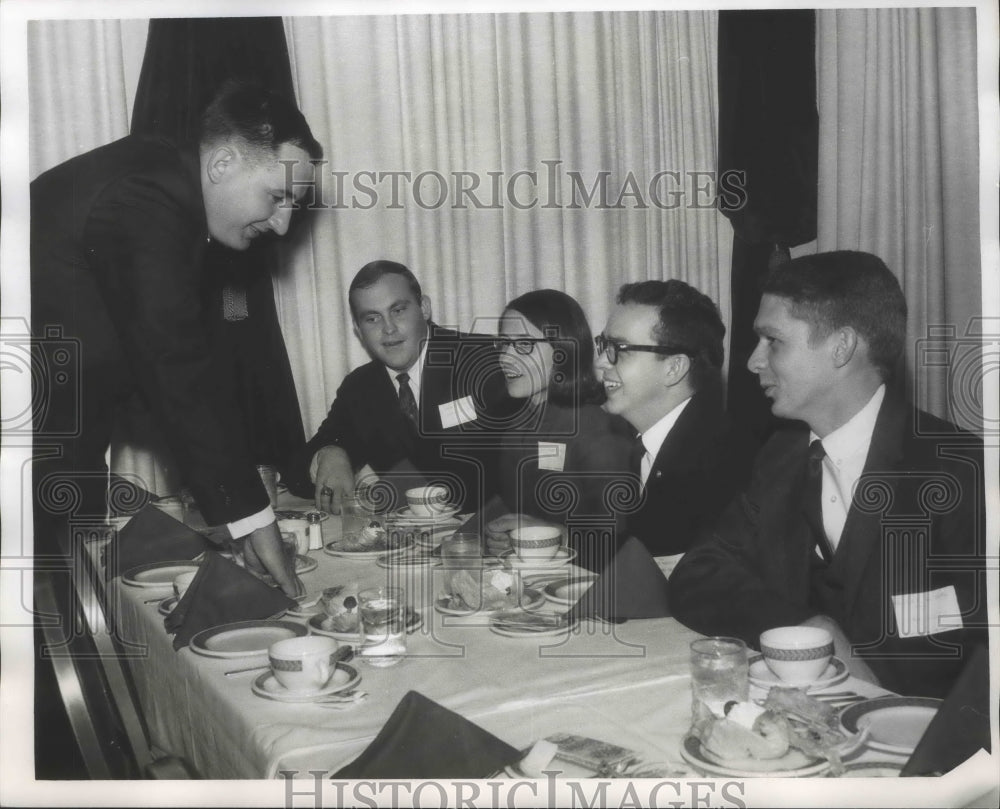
595, 280, 758, 563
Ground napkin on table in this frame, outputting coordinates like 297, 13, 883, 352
567, 536, 671, 623
103, 503, 209, 578
332, 690, 521, 779
164, 550, 295, 650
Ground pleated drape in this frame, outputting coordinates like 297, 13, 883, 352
281, 11, 732, 436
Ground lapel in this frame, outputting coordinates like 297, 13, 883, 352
417, 327, 457, 433
365, 361, 415, 451
835, 395, 908, 618
646, 393, 715, 486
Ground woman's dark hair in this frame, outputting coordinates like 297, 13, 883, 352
504, 289, 605, 408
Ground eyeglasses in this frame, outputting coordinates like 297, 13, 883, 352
492, 337, 549, 355
594, 333, 690, 365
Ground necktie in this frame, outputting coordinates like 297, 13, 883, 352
804, 439, 834, 563
397, 372, 419, 427
630, 433, 650, 488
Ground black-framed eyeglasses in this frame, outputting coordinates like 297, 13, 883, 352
594, 333, 689, 365
492, 337, 549, 355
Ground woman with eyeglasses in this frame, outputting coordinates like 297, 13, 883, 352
487, 289, 634, 571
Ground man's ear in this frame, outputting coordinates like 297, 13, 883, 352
205, 146, 237, 185
832, 327, 859, 369
420, 295, 433, 322
662, 353, 692, 387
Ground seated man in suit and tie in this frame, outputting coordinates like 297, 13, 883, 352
669, 251, 987, 698
287, 260, 515, 512
594, 280, 758, 563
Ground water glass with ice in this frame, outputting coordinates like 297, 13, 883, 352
358, 586, 406, 667
689, 637, 749, 718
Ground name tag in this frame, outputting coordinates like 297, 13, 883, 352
537, 442, 567, 471
438, 396, 477, 429
892, 585, 963, 638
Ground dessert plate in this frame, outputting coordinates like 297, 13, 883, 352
307, 609, 423, 642
434, 587, 545, 616
839, 696, 941, 755
490, 610, 573, 638
157, 595, 180, 616
122, 560, 200, 587
748, 654, 849, 690
251, 665, 360, 703
543, 576, 597, 606
189, 620, 307, 659
499, 547, 577, 570
680, 736, 831, 778
323, 537, 414, 559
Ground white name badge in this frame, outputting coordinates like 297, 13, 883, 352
537, 442, 567, 471
438, 396, 477, 430
892, 585, 963, 638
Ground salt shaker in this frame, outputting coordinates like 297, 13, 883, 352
306, 512, 324, 551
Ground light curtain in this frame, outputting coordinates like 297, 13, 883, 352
280, 12, 731, 436
815, 7, 982, 429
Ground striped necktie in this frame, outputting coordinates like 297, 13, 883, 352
397, 372, 418, 427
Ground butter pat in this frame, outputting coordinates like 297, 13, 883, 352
519, 739, 558, 777
725, 701, 766, 730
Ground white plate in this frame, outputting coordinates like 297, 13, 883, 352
122, 561, 200, 587
375, 551, 439, 568
307, 610, 423, 641
490, 611, 573, 638
323, 537, 414, 559
392, 506, 462, 523
748, 654, 850, 690
434, 587, 545, 616
157, 595, 180, 616
273, 509, 329, 522
680, 736, 831, 778
499, 547, 577, 570
543, 576, 597, 606
251, 665, 360, 703
294, 554, 318, 575
189, 620, 307, 658
839, 696, 941, 755
285, 592, 323, 618
835, 761, 905, 777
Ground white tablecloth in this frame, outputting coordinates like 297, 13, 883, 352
106, 499, 894, 781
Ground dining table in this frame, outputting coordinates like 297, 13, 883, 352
99, 492, 936, 795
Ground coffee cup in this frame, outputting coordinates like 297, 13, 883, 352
510, 525, 562, 561
405, 485, 451, 517
268, 635, 340, 693
759, 626, 834, 684
173, 570, 197, 598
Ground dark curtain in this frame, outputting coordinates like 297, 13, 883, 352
718, 10, 819, 441
128, 17, 306, 481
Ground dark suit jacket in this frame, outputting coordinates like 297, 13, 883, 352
287, 325, 516, 510
31, 135, 269, 525
668, 394, 987, 698
627, 392, 759, 556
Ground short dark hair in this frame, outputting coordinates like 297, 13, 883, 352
616, 280, 725, 393
348, 260, 423, 320
199, 80, 323, 162
762, 250, 907, 381
504, 289, 605, 407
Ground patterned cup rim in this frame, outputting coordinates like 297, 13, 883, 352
760, 642, 834, 661
269, 650, 339, 672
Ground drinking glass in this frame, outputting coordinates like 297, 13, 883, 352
358, 586, 407, 667
689, 637, 749, 718
256, 464, 279, 508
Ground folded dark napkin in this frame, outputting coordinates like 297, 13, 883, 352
164, 550, 296, 650
567, 536, 671, 622
333, 690, 520, 779
103, 503, 209, 578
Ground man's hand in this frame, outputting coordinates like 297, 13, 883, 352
799, 614, 880, 686
311, 446, 354, 513
243, 521, 304, 598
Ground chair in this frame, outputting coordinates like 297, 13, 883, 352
33, 525, 197, 779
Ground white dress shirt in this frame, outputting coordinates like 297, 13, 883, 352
384, 338, 429, 408
637, 397, 692, 489
810, 384, 885, 552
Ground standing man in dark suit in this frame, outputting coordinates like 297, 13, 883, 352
669, 251, 987, 697
594, 280, 758, 561
287, 260, 514, 513
31, 82, 322, 595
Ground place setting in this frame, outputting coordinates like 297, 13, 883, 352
494, 526, 577, 571
307, 585, 424, 642
250, 637, 366, 707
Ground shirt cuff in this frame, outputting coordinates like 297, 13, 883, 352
226, 507, 276, 539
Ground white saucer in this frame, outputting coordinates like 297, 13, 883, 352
251, 665, 360, 703
490, 610, 573, 638
748, 654, 849, 690
323, 536, 414, 559
157, 595, 179, 616
499, 547, 576, 570
393, 506, 461, 523
189, 620, 307, 658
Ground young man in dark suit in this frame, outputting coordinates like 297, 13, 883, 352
595, 280, 758, 561
31, 82, 321, 595
669, 251, 987, 698
288, 260, 514, 513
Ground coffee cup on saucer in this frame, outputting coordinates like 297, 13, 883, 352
510, 525, 562, 562
268, 635, 340, 693
405, 485, 451, 517
759, 626, 834, 684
